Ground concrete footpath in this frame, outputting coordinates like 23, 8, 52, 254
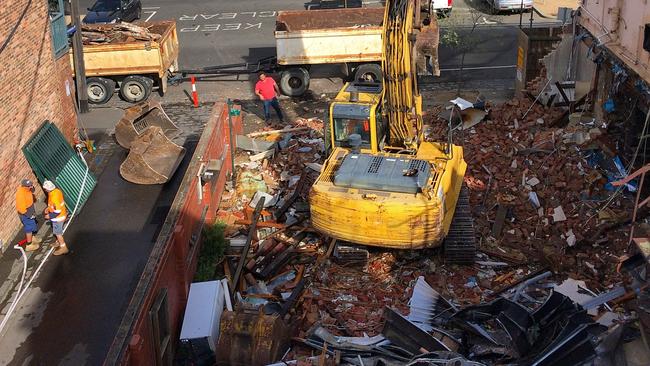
0, 95, 213, 365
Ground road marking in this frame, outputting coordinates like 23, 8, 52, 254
178, 11, 277, 21
439, 65, 517, 72
177, 11, 276, 33
180, 23, 263, 32
142, 6, 159, 22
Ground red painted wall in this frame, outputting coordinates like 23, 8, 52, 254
106, 101, 243, 365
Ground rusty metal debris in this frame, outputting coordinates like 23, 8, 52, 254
119, 125, 186, 184
115, 100, 181, 149
116, 101, 186, 184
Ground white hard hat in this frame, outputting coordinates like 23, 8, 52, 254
43, 180, 56, 191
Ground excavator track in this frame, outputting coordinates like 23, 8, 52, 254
444, 186, 476, 264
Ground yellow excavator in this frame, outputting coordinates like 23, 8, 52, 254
309, 0, 475, 262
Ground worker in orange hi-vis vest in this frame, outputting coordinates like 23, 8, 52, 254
15, 179, 42, 251
42, 180, 69, 256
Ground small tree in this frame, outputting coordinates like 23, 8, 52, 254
437, 7, 501, 96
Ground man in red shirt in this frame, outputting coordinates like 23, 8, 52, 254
255, 72, 284, 123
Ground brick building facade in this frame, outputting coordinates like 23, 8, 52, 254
0, 0, 77, 250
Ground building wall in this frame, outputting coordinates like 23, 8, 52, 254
0, 0, 77, 249
580, 0, 650, 83
104, 102, 243, 365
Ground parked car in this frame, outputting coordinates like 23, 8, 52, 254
423, 0, 453, 18
485, 0, 533, 14
83, 0, 142, 24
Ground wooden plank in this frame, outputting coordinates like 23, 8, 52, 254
491, 205, 509, 238
247, 127, 310, 137
231, 197, 265, 298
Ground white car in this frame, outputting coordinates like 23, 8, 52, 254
424, 0, 453, 18
486, 0, 533, 14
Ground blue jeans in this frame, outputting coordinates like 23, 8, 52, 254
262, 98, 283, 121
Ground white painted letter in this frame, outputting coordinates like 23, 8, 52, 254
179, 15, 198, 21
222, 23, 241, 31
204, 24, 221, 32
180, 25, 200, 32
219, 13, 237, 19
258, 11, 276, 18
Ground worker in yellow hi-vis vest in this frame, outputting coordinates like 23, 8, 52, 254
43, 180, 69, 256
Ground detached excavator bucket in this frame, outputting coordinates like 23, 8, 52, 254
115, 100, 181, 149
119, 126, 186, 185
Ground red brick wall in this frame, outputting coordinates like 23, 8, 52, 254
0, 0, 78, 249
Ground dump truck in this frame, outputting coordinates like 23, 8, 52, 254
181, 8, 384, 97
72, 20, 179, 104
274, 7, 384, 96
309, 0, 475, 262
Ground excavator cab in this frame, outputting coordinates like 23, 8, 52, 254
326, 81, 386, 154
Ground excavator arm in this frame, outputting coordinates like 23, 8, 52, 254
382, 0, 424, 149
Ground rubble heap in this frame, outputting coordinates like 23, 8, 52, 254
459, 96, 633, 290
81, 22, 162, 44
207, 98, 646, 365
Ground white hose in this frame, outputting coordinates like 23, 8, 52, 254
0, 245, 27, 333
0, 150, 91, 335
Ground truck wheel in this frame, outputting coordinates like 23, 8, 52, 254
279, 68, 309, 97
120, 76, 153, 103
354, 64, 382, 83
86, 77, 115, 104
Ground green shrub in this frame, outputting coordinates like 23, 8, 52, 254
194, 221, 227, 282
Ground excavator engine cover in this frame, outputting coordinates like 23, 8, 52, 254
115, 100, 181, 149
216, 307, 290, 366
119, 125, 186, 184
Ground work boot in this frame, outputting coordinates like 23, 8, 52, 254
25, 243, 40, 252
53, 245, 69, 256
31, 236, 42, 244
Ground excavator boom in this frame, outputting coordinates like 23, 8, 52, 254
382, 0, 423, 147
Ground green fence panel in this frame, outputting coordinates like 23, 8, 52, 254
22, 121, 97, 213
49, 0, 68, 58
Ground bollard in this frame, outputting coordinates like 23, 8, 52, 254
191, 76, 199, 107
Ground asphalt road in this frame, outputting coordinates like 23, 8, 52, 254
77, 0, 556, 75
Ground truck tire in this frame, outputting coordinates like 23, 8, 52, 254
120, 76, 153, 103
87, 77, 115, 104
279, 68, 309, 97
354, 64, 382, 83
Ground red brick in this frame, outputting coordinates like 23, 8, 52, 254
0, 0, 77, 248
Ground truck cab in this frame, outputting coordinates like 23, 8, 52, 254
83, 0, 142, 24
